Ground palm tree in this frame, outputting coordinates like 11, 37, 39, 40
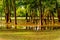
43, 0, 56, 24
4, 0, 10, 23
3, 0, 11, 29
9, 0, 12, 22
39, 0, 43, 25
56, 0, 60, 22
12, 0, 17, 24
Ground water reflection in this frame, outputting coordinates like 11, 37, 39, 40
0, 24, 60, 31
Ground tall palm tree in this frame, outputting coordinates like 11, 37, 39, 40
9, 0, 12, 22
56, 0, 60, 22
12, 0, 17, 24
4, 0, 10, 23
39, 0, 43, 25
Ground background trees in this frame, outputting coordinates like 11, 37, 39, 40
0, 0, 60, 24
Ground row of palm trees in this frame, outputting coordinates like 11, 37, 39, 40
3, 0, 60, 25
3, 0, 17, 24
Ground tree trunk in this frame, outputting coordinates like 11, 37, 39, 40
56, 0, 60, 22
40, 0, 43, 25
9, 0, 12, 22
57, 8, 60, 22
12, 0, 17, 24
5, 0, 10, 23
26, 12, 28, 22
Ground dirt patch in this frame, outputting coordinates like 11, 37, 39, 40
0, 38, 6, 40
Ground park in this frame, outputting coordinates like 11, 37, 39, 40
0, 0, 60, 40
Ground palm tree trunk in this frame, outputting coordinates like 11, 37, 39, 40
57, 8, 60, 22
12, 0, 17, 24
56, 0, 60, 22
5, 0, 9, 23
40, 0, 43, 25
9, 0, 12, 22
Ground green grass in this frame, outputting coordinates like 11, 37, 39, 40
0, 29, 60, 40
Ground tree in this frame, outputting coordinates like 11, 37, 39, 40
39, 0, 43, 25
9, 0, 12, 22
56, 0, 60, 22
4, 0, 10, 23
41, 0, 56, 24
12, 0, 17, 24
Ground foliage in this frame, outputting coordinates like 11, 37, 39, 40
0, 0, 60, 17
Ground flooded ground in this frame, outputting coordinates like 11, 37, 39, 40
0, 19, 60, 40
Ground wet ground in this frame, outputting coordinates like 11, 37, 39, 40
0, 18, 60, 40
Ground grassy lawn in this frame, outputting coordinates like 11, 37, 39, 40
0, 29, 60, 40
